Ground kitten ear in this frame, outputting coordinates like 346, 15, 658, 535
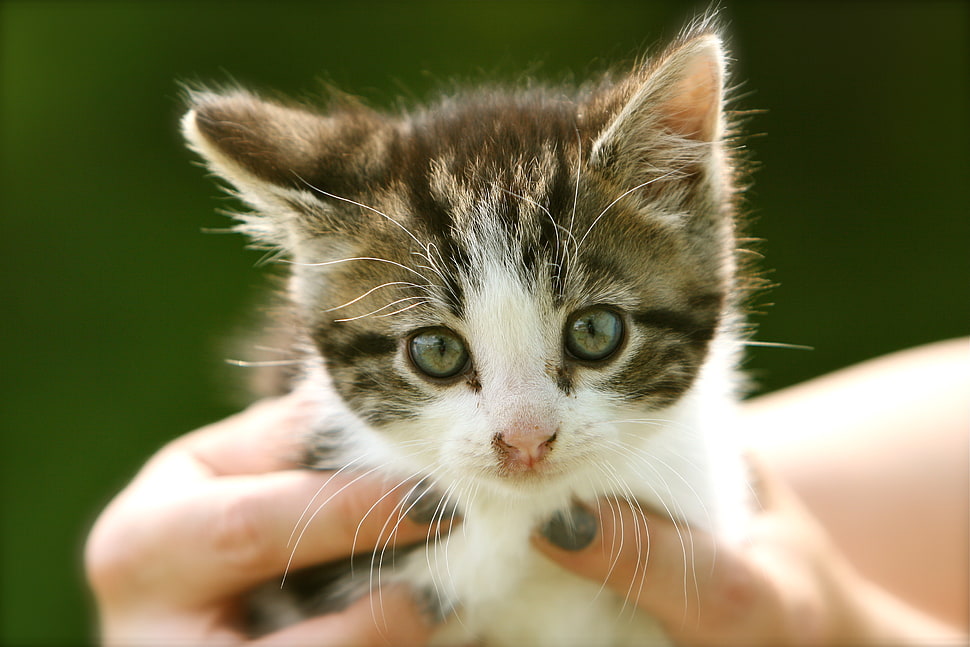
591, 32, 726, 172
182, 89, 384, 248
183, 89, 328, 191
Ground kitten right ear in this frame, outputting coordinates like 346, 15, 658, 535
182, 89, 385, 248
590, 31, 727, 180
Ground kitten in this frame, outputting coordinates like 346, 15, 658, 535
183, 18, 754, 647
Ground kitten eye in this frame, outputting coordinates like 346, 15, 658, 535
408, 327, 470, 379
565, 307, 624, 362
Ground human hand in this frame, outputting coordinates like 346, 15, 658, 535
85, 393, 439, 646
533, 462, 965, 646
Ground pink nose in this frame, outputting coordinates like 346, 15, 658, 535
493, 428, 557, 471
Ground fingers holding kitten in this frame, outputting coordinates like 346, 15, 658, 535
532, 486, 820, 646
87, 394, 459, 610
179, 471, 457, 598
249, 584, 436, 647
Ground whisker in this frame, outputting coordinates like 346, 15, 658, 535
374, 299, 433, 319
577, 168, 682, 250
291, 173, 448, 293
283, 460, 385, 587
595, 460, 651, 617
324, 281, 426, 313
434, 479, 465, 619
368, 471, 436, 630
283, 256, 432, 284
224, 358, 302, 368
333, 296, 430, 322
600, 433, 714, 533
743, 340, 814, 351
601, 441, 697, 623
286, 453, 372, 549
294, 174, 430, 253
589, 467, 629, 597
355, 477, 421, 564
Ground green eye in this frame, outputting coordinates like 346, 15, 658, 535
408, 328, 470, 379
565, 307, 623, 362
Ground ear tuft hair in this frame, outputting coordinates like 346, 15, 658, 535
590, 28, 727, 179
181, 88, 391, 250
181, 89, 331, 191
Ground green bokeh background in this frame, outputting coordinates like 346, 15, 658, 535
2, 1, 966, 644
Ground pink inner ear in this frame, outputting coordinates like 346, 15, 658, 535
659, 48, 723, 142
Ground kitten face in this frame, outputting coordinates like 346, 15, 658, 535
183, 33, 736, 497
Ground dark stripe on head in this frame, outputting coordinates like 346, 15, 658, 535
439, 238, 469, 317
632, 307, 719, 345
607, 343, 701, 408
315, 330, 398, 368
349, 369, 428, 426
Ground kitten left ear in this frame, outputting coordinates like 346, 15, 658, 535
591, 32, 726, 169
182, 89, 386, 249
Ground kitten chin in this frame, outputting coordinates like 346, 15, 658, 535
185, 13, 757, 647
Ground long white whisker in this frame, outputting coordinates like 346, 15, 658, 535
375, 300, 432, 319
355, 477, 422, 566
283, 256, 432, 284
433, 479, 465, 620
286, 453, 373, 549
743, 340, 814, 351
591, 466, 633, 598
584, 470, 624, 601
294, 173, 447, 291
577, 169, 681, 249
333, 296, 430, 322
294, 174, 430, 252
224, 358, 302, 368
595, 459, 651, 617
325, 281, 425, 313
369, 471, 438, 632
412, 246, 448, 283
283, 461, 386, 587
601, 441, 697, 623
599, 431, 714, 533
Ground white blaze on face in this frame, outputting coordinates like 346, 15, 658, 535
463, 256, 561, 452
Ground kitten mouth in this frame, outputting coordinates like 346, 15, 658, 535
491, 459, 559, 483
498, 464, 547, 478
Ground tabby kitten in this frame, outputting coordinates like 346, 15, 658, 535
183, 21, 752, 647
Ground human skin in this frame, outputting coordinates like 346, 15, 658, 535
84, 392, 442, 646
85, 339, 969, 645
743, 337, 969, 629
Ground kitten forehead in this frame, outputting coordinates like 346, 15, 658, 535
465, 260, 551, 380
427, 143, 563, 206
425, 142, 571, 247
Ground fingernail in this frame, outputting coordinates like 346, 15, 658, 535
539, 502, 597, 551
413, 584, 456, 625
403, 478, 460, 524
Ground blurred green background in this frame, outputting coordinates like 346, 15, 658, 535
2, 1, 967, 644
